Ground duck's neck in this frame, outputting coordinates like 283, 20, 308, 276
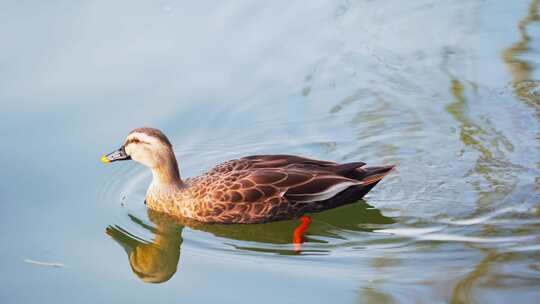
150, 151, 183, 188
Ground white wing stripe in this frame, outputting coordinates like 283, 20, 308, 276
285, 181, 358, 202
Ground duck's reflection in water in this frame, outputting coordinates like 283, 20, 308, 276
106, 201, 394, 283
106, 211, 182, 283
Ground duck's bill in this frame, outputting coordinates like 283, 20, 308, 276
101, 147, 131, 163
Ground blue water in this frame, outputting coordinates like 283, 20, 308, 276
1, 1, 539, 303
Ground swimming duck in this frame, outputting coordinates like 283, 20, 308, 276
102, 127, 394, 224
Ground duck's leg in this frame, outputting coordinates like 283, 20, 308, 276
293, 215, 312, 252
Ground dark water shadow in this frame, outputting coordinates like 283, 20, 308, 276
106, 201, 394, 283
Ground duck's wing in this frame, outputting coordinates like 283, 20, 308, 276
207, 155, 392, 205
240, 154, 367, 173
221, 167, 367, 204
207, 154, 364, 176
241, 154, 340, 168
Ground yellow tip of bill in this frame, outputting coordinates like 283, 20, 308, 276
101, 155, 110, 163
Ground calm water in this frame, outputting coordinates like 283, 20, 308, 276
1, 1, 539, 303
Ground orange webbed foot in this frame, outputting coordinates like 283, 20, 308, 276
293, 215, 312, 252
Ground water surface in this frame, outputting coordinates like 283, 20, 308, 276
1, 1, 539, 303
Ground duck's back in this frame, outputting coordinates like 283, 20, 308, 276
181, 155, 393, 223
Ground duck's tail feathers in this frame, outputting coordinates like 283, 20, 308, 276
340, 164, 394, 200
330, 162, 366, 175
358, 165, 395, 185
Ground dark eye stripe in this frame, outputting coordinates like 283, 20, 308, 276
126, 138, 150, 145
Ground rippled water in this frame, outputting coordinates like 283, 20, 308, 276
1, 1, 539, 303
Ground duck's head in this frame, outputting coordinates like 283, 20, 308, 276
102, 127, 176, 170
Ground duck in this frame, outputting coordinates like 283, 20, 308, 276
102, 127, 394, 224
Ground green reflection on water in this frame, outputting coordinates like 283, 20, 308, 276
444, 71, 514, 304
501, 0, 540, 185
450, 249, 500, 304
359, 287, 395, 304
445, 74, 518, 213
447, 1, 540, 303
502, 0, 540, 114
107, 202, 394, 283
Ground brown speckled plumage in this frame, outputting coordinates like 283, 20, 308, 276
104, 127, 394, 224
145, 154, 394, 223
